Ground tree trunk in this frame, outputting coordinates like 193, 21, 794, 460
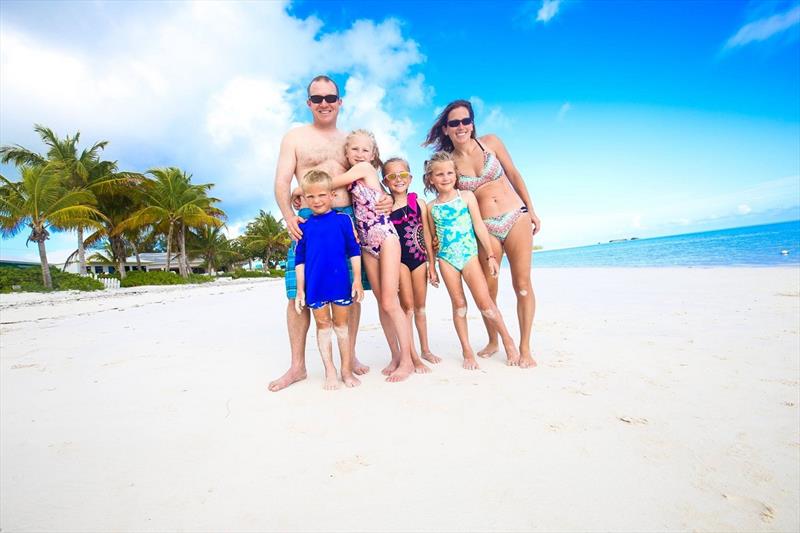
110, 236, 127, 280
166, 223, 173, 272
77, 227, 86, 276
37, 239, 52, 289
248, 258, 253, 271
133, 243, 142, 269
178, 223, 188, 278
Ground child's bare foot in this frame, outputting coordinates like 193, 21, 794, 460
386, 362, 414, 382
342, 373, 361, 388
353, 357, 370, 375
463, 357, 480, 370
268, 368, 307, 392
477, 342, 498, 358
413, 360, 432, 374
421, 351, 442, 364
382, 360, 399, 376
323, 375, 341, 390
519, 351, 538, 368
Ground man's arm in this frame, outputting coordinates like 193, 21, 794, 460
274, 132, 305, 240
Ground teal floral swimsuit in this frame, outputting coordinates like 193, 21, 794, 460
430, 191, 478, 271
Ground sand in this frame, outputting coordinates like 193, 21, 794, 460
1, 268, 798, 532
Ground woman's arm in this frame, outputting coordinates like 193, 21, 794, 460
483, 134, 542, 236
464, 190, 499, 277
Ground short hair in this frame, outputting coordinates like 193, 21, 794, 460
381, 157, 410, 179
306, 75, 340, 97
423, 151, 458, 194
301, 169, 332, 191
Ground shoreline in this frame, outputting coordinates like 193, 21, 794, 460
1, 267, 798, 531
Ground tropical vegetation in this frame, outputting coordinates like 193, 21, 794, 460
0, 124, 291, 291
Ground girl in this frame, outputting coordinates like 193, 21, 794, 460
328, 130, 419, 382
424, 151, 521, 369
382, 157, 441, 366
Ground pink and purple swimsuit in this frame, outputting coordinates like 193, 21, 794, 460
349, 179, 398, 257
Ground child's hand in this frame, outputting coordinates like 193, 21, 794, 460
428, 263, 439, 287
487, 256, 499, 278
294, 291, 305, 314
352, 281, 364, 303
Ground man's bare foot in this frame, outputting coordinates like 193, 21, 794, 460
323, 375, 341, 390
268, 368, 307, 392
520, 352, 538, 368
382, 360, 399, 376
477, 342, 498, 358
386, 363, 414, 382
413, 360, 432, 374
421, 351, 442, 364
463, 357, 480, 370
342, 373, 361, 388
353, 357, 370, 375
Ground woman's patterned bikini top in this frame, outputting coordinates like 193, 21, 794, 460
456, 140, 504, 192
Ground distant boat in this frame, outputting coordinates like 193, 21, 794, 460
781, 250, 789, 255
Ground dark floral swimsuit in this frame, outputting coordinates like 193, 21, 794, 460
389, 192, 428, 272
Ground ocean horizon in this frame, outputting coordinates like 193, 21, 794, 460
528, 220, 800, 268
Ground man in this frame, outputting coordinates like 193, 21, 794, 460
268, 75, 390, 392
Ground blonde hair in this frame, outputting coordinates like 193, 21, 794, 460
423, 151, 458, 194
381, 157, 410, 179
301, 169, 332, 191
345, 129, 382, 169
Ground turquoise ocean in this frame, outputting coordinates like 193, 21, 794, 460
530, 220, 800, 268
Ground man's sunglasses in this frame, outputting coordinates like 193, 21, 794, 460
446, 117, 473, 128
309, 94, 339, 104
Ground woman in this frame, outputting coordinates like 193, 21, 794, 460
424, 99, 541, 368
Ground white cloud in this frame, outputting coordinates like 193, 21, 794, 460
724, 4, 800, 49
469, 96, 512, 131
737, 203, 752, 215
536, 0, 561, 23
557, 102, 572, 121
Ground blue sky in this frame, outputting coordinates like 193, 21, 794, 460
1, 0, 798, 261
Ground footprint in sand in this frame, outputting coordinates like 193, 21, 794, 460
618, 416, 648, 425
721, 493, 775, 523
334, 455, 370, 474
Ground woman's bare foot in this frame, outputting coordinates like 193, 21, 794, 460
519, 351, 538, 368
386, 363, 414, 382
504, 342, 521, 366
477, 342, 498, 358
421, 351, 442, 364
323, 374, 341, 390
268, 368, 307, 392
462, 357, 480, 370
342, 373, 362, 388
382, 360, 399, 376
353, 357, 370, 375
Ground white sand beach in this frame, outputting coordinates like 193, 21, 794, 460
1, 268, 798, 532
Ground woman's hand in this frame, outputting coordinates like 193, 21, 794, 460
530, 211, 541, 236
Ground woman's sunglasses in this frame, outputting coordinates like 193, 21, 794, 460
308, 94, 339, 104
446, 117, 473, 128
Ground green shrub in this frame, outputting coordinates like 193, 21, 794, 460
268, 269, 286, 278
0, 266, 103, 293
187, 274, 214, 284
231, 269, 270, 279
120, 270, 186, 288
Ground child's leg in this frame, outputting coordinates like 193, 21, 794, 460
399, 264, 430, 373
348, 300, 370, 375
378, 237, 415, 382
461, 259, 521, 366
312, 305, 341, 389
438, 259, 479, 370
332, 303, 360, 387
476, 237, 504, 357
364, 253, 403, 375
411, 263, 440, 363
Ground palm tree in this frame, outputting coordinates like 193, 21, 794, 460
241, 210, 290, 270
1, 125, 136, 275
188, 225, 235, 274
0, 167, 105, 289
117, 167, 225, 278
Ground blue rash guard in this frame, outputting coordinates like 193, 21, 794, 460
294, 210, 361, 308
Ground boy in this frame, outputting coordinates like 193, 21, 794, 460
294, 170, 364, 389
